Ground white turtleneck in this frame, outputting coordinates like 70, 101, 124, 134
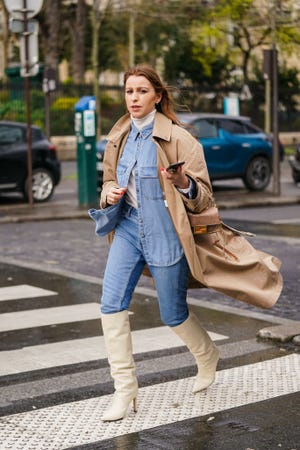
131, 109, 156, 130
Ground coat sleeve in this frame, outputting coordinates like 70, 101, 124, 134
174, 128, 214, 213
99, 141, 120, 209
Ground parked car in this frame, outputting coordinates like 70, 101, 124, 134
288, 145, 300, 184
96, 113, 284, 191
0, 121, 61, 202
177, 113, 284, 191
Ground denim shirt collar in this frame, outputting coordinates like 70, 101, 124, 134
130, 121, 154, 141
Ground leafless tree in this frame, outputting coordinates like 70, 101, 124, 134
68, 0, 88, 84
0, 0, 9, 81
39, 0, 61, 80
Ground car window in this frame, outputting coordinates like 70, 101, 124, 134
0, 125, 24, 145
31, 128, 43, 142
243, 123, 261, 134
217, 119, 246, 134
192, 119, 218, 138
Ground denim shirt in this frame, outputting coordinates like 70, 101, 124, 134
116, 122, 183, 267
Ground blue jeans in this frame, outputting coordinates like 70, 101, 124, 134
101, 206, 190, 327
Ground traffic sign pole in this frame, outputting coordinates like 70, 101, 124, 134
23, 0, 34, 207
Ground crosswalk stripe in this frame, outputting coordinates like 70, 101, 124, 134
0, 327, 227, 376
0, 285, 57, 302
0, 354, 298, 449
0, 303, 101, 332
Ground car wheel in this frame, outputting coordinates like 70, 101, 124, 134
23, 168, 55, 202
243, 156, 271, 191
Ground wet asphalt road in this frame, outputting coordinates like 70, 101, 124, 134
0, 253, 300, 449
0, 260, 299, 450
0, 162, 299, 449
0, 217, 299, 321
0, 159, 299, 321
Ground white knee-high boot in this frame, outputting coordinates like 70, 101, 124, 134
101, 310, 138, 421
171, 312, 220, 393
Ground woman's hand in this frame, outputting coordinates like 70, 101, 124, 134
160, 166, 190, 189
106, 186, 127, 205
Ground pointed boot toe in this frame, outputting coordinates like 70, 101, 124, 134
102, 393, 138, 422
192, 347, 220, 394
171, 313, 220, 395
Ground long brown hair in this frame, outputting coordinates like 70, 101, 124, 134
123, 64, 181, 125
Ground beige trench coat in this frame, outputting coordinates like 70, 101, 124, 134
100, 112, 283, 309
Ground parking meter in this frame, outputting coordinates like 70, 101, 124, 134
74, 96, 98, 207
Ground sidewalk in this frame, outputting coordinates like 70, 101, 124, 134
0, 160, 300, 223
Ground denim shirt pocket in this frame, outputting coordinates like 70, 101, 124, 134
139, 166, 163, 200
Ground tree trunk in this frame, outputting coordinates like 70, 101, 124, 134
70, 0, 88, 84
92, 0, 103, 137
39, 0, 61, 80
0, 0, 9, 81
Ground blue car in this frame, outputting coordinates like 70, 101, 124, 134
97, 113, 284, 191
178, 113, 284, 191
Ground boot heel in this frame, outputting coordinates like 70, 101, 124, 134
133, 397, 137, 413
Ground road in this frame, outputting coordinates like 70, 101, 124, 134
0, 160, 299, 320
0, 260, 299, 449
0, 159, 299, 321
0, 161, 299, 449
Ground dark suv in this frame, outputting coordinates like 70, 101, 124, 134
0, 121, 61, 202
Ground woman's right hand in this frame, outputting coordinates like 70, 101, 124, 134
106, 186, 127, 205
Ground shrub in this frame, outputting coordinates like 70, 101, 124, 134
50, 97, 79, 135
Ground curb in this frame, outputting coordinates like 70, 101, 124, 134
257, 323, 300, 344
0, 210, 89, 224
217, 195, 300, 209
0, 195, 300, 223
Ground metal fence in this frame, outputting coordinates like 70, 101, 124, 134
0, 81, 126, 136
0, 81, 299, 136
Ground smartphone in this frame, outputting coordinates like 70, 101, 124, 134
166, 161, 185, 173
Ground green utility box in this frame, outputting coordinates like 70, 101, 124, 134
74, 96, 98, 207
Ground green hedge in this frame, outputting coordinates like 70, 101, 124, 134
2, 82, 300, 135
0, 84, 124, 135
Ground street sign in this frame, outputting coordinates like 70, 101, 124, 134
20, 31, 39, 77
43, 68, 58, 93
240, 84, 252, 101
3, 0, 43, 20
9, 18, 38, 34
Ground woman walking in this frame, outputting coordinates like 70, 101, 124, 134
91, 64, 282, 422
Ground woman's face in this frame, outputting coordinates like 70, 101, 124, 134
125, 75, 162, 119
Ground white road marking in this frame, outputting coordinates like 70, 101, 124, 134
0, 285, 57, 302
0, 354, 298, 449
0, 303, 101, 332
272, 218, 300, 224
0, 327, 227, 376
